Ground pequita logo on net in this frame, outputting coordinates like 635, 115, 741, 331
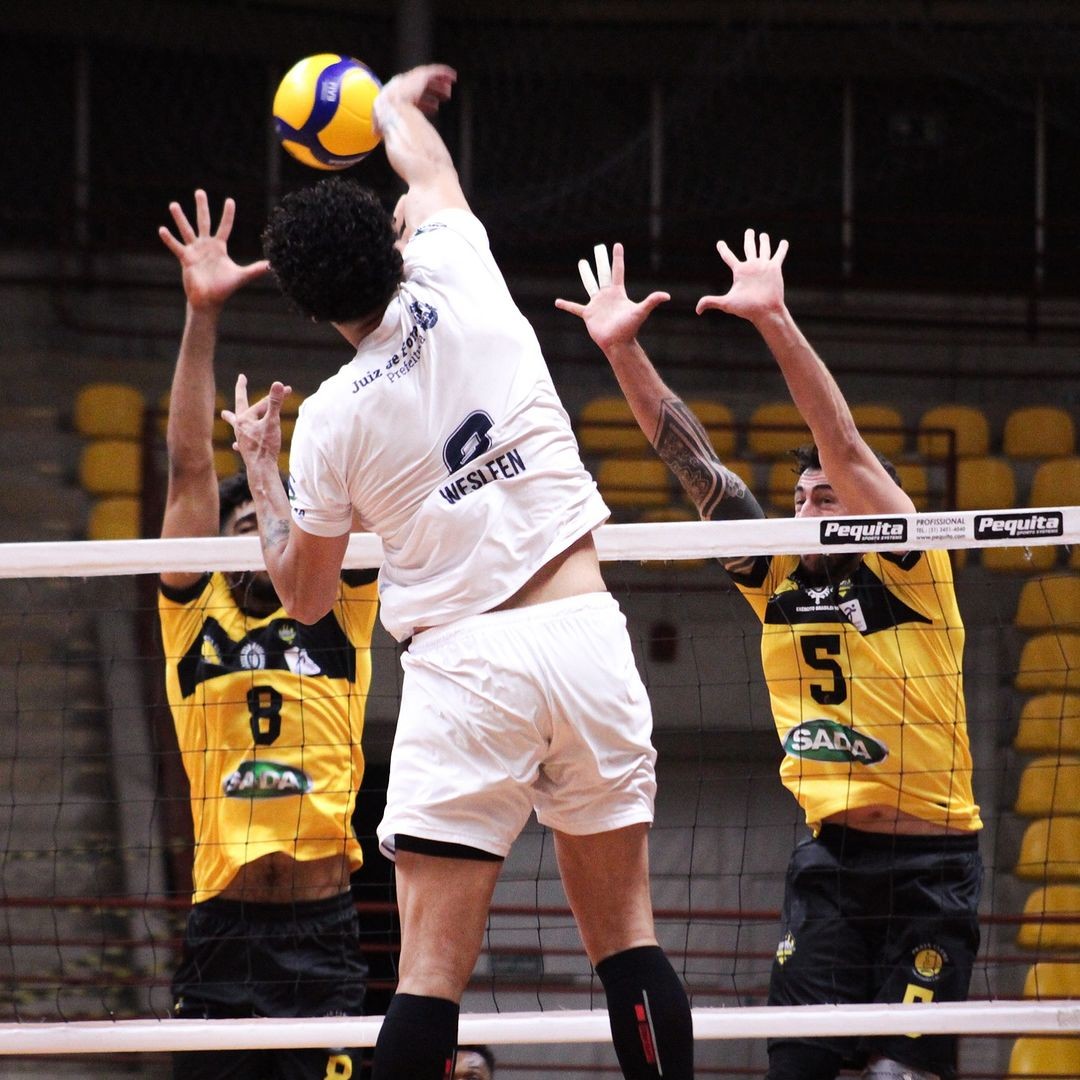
819, 518, 907, 546
974, 511, 1063, 540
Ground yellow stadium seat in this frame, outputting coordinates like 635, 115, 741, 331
894, 463, 930, 511
1016, 577, 1080, 631
1015, 693, 1080, 755
1030, 457, 1080, 508
954, 456, 1016, 511
1014, 755, 1080, 817
850, 404, 905, 458
916, 404, 990, 461
1004, 406, 1076, 461
577, 396, 651, 455
984, 545, 1059, 574
78, 439, 143, 497
1017, 885, 1080, 950
212, 391, 236, 446
1015, 817, 1080, 882
746, 402, 810, 458
684, 399, 737, 459
213, 448, 242, 479
86, 496, 141, 540
1007, 1035, 1080, 1076
73, 382, 146, 439
596, 457, 671, 509
1022, 961, 1080, 999
1016, 634, 1080, 693
767, 460, 800, 512
279, 390, 304, 417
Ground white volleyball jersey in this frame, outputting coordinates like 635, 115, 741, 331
287, 208, 609, 642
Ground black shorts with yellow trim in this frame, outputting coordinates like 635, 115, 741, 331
766, 824, 982, 1080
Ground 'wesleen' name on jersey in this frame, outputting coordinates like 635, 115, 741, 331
439, 448, 527, 504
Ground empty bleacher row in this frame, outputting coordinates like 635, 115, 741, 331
1005, 571, 1080, 1075
73, 383, 1078, 549
74, 382, 300, 542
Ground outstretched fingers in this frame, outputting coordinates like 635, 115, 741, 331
167, 200, 196, 245
695, 293, 728, 316
593, 243, 612, 289
715, 239, 738, 271
158, 225, 185, 259
195, 189, 211, 237
221, 375, 246, 431
239, 258, 272, 285
577, 258, 600, 298
264, 381, 292, 417
215, 197, 236, 242
554, 297, 587, 318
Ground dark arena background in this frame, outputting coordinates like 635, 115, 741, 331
0, 1, 1079, 1077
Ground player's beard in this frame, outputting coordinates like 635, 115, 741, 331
798, 551, 864, 585
227, 570, 280, 615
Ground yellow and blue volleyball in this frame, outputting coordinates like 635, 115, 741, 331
273, 54, 382, 171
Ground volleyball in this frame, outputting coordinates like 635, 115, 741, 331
272, 54, 383, 171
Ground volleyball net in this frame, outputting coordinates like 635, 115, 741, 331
0, 508, 1077, 1077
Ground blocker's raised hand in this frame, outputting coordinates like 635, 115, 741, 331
158, 189, 269, 312
695, 228, 788, 324
222, 374, 291, 472
555, 242, 670, 352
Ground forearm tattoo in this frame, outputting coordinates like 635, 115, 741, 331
653, 398, 764, 521
261, 516, 291, 553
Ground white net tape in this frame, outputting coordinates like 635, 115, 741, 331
1, 507, 1075, 578
0, 1001, 1078, 1056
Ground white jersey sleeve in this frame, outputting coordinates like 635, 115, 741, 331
288, 399, 353, 537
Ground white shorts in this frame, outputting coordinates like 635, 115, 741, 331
377, 591, 656, 860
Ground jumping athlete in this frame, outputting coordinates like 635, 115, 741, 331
558, 236, 982, 1080
158, 190, 379, 1080
223, 65, 695, 1080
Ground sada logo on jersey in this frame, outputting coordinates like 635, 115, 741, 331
820, 518, 907, 545
784, 719, 888, 764
223, 760, 312, 798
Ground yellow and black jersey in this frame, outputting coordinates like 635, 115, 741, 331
159, 570, 379, 902
729, 548, 981, 835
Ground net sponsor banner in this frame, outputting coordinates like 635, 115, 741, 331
0, 507, 1075, 578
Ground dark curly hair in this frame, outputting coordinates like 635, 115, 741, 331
262, 177, 403, 323
792, 442, 901, 487
218, 471, 253, 532
218, 470, 287, 531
